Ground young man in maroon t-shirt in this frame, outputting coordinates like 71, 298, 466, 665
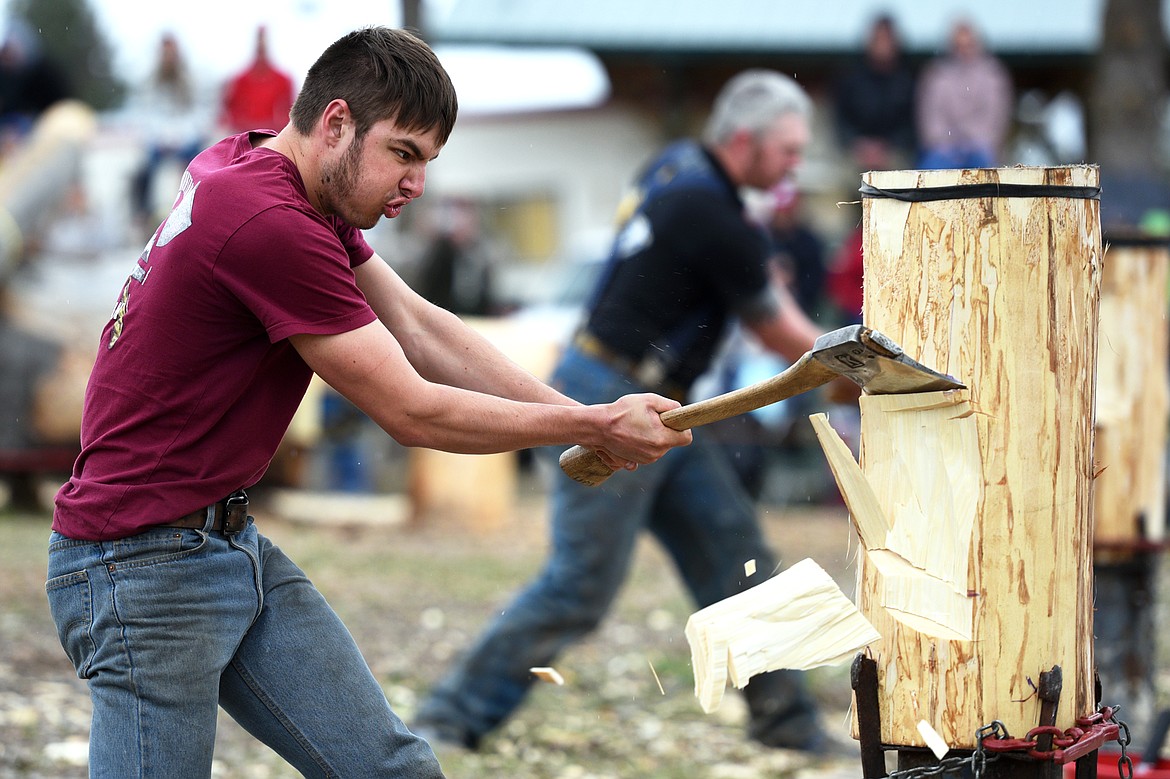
46, 27, 689, 778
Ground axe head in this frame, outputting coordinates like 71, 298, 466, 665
811, 325, 965, 394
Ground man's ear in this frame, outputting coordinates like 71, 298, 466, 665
729, 127, 756, 153
321, 99, 350, 146
716, 128, 755, 179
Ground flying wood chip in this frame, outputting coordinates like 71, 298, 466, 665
529, 666, 565, 685
685, 557, 880, 713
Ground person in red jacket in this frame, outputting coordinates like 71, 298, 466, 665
219, 25, 296, 133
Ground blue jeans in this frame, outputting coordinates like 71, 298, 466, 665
917, 145, 996, 170
46, 515, 443, 778
417, 346, 819, 746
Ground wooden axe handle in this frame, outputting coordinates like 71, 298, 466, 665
559, 352, 840, 486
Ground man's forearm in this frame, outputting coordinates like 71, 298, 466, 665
409, 305, 577, 406
356, 253, 576, 407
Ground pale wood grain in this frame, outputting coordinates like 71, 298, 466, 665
844, 165, 1101, 748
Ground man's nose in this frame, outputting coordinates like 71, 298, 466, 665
401, 164, 426, 198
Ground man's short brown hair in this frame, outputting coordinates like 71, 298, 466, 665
290, 26, 458, 145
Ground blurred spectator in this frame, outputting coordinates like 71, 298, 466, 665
705, 184, 832, 500
219, 26, 296, 133
413, 198, 499, 316
764, 181, 827, 317
826, 225, 864, 325
834, 13, 917, 171
916, 19, 1013, 169
125, 32, 214, 229
699, 181, 829, 500
0, 19, 70, 148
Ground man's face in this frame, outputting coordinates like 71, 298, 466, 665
319, 117, 444, 230
744, 113, 809, 191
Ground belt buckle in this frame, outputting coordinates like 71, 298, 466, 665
223, 490, 249, 535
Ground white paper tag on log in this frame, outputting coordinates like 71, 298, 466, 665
917, 720, 950, 759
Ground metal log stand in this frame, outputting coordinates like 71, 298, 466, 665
852, 656, 1133, 779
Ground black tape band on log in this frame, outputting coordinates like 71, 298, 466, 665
858, 182, 1102, 202
1103, 233, 1170, 248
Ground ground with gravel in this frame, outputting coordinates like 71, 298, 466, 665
3, 476, 1167, 779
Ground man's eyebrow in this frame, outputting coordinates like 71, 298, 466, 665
393, 136, 439, 161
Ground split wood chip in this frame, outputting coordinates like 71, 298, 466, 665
529, 666, 564, 685
810, 394, 979, 641
685, 557, 880, 713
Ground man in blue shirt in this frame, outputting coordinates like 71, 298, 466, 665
417, 69, 854, 756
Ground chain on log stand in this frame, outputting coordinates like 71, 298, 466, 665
853, 657, 1134, 779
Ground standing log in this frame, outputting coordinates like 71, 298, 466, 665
1093, 234, 1169, 552
822, 166, 1102, 751
0, 100, 96, 278
1091, 232, 1170, 742
406, 316, 560, 532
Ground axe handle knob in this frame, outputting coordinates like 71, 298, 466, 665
559, 352, 839, 486
558, 445, 621, 487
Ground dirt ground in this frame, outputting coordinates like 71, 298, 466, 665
0, 473, 866, 779
2, 469, 1166, 779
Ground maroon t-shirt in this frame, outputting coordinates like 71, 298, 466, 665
53, 133, 377, 540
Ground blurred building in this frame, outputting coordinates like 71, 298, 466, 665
419, 0, 1138, 301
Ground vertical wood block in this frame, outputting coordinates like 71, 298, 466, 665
850, 166, 1102, 749
1093, 236, 1170, 553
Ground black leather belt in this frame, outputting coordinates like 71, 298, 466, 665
162, 490, 249, 534
572, 330, 687, 402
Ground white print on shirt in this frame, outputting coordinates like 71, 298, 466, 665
157, 170, 198, 247
615, 212, 652, 259
108, 170, 199, 349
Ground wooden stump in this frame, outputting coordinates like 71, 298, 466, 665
406, 316, 561, 532
833, 166, 1103, 750
1094, 234, 1169, 554
1091, 232, 1170, 742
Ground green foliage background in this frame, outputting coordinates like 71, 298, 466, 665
6, 0, 125, 110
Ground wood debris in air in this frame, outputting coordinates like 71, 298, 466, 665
685, 557, 880, 713
528, 666, 565, 685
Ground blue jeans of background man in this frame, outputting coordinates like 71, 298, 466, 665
416, 344, 822, 749
917, 145, 995, 170
46, 515, 443, 778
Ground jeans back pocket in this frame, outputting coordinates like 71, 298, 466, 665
45, 569, 96, 679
